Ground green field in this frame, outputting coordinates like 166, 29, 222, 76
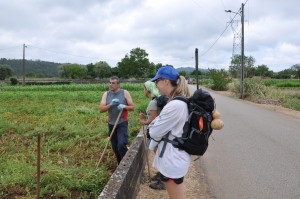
0, 83, 149, 198
231, 79, 300, 111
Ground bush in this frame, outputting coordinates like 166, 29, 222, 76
209, 69, 231, 91
10, 77, 18, 85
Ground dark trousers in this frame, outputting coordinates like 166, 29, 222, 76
108, 121, 128, 164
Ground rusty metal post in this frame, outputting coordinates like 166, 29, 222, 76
37, 133, 41, 199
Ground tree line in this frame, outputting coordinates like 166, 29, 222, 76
0, 48, 162, 80
0, 47, 299, 80
228, 55, 300, 79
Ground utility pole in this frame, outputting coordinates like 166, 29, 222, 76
22, 44, 27, 86
195, 48, 199, 90
225, 3, 245, 99
240, 3, 245, 99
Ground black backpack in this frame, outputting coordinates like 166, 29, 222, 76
159, 89, 215, 156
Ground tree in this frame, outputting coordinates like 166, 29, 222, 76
94, 61, 111, 78
256, 65, 269, 77
0, 64, 13, 80
229, 55, 255, 78
276, 69, 293, 79
229, 55, 240, 78
179, 71, 187, 78
58, 64, 86, 79
291, 64, 300, 78
117, 48, 154, 78
86, 63, 96, 78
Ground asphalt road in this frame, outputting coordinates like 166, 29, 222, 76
189, 86, 300, 199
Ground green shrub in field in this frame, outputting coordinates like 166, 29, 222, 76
10, 77, 18, 85
209, 69, 231, 91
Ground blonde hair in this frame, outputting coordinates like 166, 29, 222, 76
169, 76, 190, 100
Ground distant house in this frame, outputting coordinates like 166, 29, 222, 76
188, 78, 196, 84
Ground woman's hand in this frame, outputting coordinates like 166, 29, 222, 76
139, 113, 146, 125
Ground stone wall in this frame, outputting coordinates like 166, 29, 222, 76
98, 131, 146, 199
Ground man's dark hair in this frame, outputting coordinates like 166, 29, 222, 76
110, 76, 120, 83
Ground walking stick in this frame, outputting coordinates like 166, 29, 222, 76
96, 110, 123, 168
142, 126, 151, 179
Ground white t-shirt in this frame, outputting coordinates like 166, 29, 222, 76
148, 100, 190, 178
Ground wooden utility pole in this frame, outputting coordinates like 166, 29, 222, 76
22, 44, 27, 86
195, 48, 199, 90
240, 3, 245, 99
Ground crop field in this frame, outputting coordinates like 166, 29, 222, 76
0, 83, 149, 198
226, 79, 300, 111
250, 79, 300, 111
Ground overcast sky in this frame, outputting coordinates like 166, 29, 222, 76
0, 0, 299, 72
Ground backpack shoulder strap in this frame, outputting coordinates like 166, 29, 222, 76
172, 96, 192, 112
172, 96, 189, 103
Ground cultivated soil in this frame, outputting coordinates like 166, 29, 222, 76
136, 90, 300, 199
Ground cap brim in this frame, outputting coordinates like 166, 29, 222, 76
150, 75, 159, 82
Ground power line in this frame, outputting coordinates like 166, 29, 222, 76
199, 0, 248, 57
27, 45, 102, 60
0, 45, 21, 51
200, 11, 239, 57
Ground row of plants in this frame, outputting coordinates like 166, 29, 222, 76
262, 79, 300, 88
231, 79, 300, 111
197, 76, 300, 112
0, 83, 149, 198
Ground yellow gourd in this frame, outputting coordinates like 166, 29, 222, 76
211, 118, 224, 130
212, 110, 221, 119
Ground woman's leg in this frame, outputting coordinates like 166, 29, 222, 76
164, 180, 185, 199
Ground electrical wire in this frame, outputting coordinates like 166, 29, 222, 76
28, 45, 100, 60
200, 11, 239, 57
0, 45, 21, 51
200, 0, 249, 57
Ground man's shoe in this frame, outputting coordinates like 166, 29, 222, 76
151, 172, 160, 181
149, 181, 166, 190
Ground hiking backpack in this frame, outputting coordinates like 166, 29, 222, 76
160, 89, 215, 156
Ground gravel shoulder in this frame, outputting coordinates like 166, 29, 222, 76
136, 152, 212, 199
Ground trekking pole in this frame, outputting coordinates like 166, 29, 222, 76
96, 110, 123, 168
142, 126, 151, 179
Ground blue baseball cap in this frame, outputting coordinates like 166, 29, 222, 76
150, 66, 179, 82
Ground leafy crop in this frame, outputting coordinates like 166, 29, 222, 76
0, 83, 148, 198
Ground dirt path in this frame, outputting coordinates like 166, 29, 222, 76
136, 152, 212, 199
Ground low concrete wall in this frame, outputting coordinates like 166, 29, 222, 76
98, 131, 146, 199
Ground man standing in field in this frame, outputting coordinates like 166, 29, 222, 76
99, 76, 135, 164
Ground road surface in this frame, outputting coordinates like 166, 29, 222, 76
191, 86, 300, 199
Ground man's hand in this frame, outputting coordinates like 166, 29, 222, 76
110, 98, 119, 106
117, 104, 126, 110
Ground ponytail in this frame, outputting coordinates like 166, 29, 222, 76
169, 76, 190, 100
